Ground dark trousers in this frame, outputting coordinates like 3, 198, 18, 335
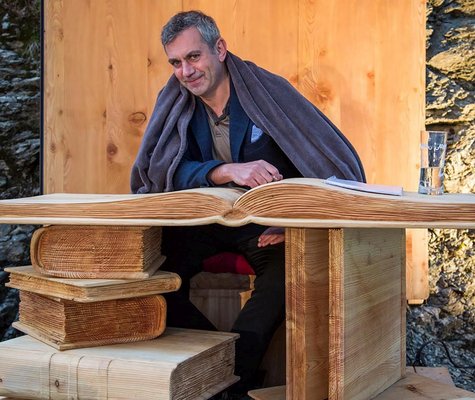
161, 224, 285, 393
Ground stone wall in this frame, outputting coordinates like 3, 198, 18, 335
0, 0, 474, 392
406, 0, 475, 392
0, 0, 40, 341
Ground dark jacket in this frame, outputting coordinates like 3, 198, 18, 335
173, 82, 301, 190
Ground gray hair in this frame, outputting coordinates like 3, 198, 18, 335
161, 11, 221, 50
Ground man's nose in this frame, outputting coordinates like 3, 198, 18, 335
182, 61, 195, 77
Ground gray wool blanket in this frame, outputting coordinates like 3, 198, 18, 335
130, 52, 365, 194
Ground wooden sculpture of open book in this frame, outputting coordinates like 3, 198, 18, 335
0, 178, 474, 228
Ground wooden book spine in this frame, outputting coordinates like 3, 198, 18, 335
5, 266, 182, 302
15, 292, 167, 350
30, 225, 164, 279
0, 330, 239, 400
0, 344, 176, 399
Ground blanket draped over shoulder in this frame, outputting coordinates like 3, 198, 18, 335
130, 52, 365, 194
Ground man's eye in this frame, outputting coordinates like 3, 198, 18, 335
171, 60, 181, 68
189, 54, 199, 61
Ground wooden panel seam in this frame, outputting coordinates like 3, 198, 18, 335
329, 228, 344, 400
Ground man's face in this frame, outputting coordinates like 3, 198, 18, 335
165, 27, 227, 99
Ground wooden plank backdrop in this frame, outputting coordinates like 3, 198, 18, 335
43, 0, 428, 297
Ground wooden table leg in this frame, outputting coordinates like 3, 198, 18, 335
286, 228, 330, 400
406, 229, 429, 304
329, 228, 406, 400
285, 228, 405, 400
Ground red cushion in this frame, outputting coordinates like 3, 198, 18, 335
202, 252, 255, 275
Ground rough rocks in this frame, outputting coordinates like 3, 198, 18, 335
0, 0, 40, 341
406, 0, 475, 392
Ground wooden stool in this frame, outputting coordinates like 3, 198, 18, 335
190, 271, 286, 386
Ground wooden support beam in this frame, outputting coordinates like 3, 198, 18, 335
329, 228, 406, 400
286, 228, 329, 400
406, 229, 429, 304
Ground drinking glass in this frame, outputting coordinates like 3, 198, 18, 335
418, 130, 447, 195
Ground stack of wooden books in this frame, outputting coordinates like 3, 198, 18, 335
7, 225, 177, 350
1, 223, 240, 399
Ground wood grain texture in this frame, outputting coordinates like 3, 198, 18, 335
15, 293, 167, 350
329, 228, 406, 400
190, 271, 254, 290
1, 181, 475, 228
6, 266, 181, 302
247, 371, 475, 400
146, 2, 181, 112
299, 0, 426, 190
44, 0, 181, 194
183, 0, 299, 86
0, 329, 239, 399
407, 366, 455, 386
44, 0, 65, 194
190, 288, 244, 332
233, 179, 475, 223
103, 1, 150, 193
249, 385, 286, 400
29, 225, 164, 279
372, 372, 475, 399
45, 0, 108, 193
406, 229, 429, 303
298, 0, 427, 303
286, 228, 329, 400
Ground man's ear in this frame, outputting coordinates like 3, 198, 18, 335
216, 38, 227, 62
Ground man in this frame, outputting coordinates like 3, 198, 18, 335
131, 11, 365, 398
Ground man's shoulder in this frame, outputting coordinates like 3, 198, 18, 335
228, 53, 290, 86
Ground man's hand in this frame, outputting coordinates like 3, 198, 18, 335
208, 160, 283, 188
257, 227, 285, 247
